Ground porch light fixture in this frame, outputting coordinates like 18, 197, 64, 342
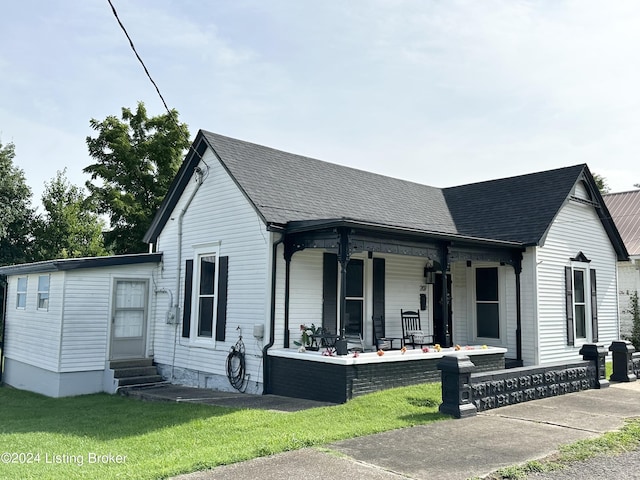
424, 261, 436, 284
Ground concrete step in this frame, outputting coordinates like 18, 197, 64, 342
109, 358, 154, 370
113, 366, 159, 379
117, 375, 165, 387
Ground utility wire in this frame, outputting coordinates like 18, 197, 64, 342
106, 0, 207, 166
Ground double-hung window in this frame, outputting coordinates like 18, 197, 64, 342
475, 267, 500, 339
16, 277, 27, 309
197, 255, 217, 338
573, 268, 587, 340
37, 275, 50, 310
181, 245, 229, 344
565, 253, 598, 345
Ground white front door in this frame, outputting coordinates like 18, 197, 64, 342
110, 279, 148, 359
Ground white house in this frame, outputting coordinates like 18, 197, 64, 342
604, 190, 640, 339
0, 130, 628, 399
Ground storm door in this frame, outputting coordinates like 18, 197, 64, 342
110, 279, 148, 359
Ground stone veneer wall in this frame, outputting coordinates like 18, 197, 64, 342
470, 361, 596, 412
438, 344, 608, 418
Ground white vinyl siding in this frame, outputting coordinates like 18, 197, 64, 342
152, 148, 270, 384
3, 273, 63, 371
535, 198, 619, 364
283, 252, 434, 348
2, 263, 158, 375
286, 249, 324, 343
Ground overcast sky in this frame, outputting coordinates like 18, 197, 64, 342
2, 0, 639, 209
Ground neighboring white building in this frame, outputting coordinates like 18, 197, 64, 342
0, 254, 161, 397
0, 130, 628, 398
604, 190, 640, 339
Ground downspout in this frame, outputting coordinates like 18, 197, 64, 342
0, 276, 7, 384
170, 166, 205, 382
263, 234, 284, 394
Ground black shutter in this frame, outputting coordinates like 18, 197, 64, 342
182, 259, 194, 338
565, 266, 574, 346
590, 268, 598, 342
215, 256, 229, 342
372, 257, 386, 341
322, 253, 338, 334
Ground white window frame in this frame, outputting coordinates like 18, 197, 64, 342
570, 262, 592, 345
472, 264, 506, 345
16, 277, 27, 309
190, 243, 220, 345
37, 275, 50, 311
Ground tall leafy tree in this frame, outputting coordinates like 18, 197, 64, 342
0, 141, 36, 266
84, 102, 190, 254
34, 169, 108, 260
592, 173, 610, 194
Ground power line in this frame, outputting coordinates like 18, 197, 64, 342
105, 0, 207, 167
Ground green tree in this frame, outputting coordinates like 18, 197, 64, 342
34, 169, 108, 260
592, 173, 610, 194
627, 291, 640, 351
84, 102, 190, 254
0, 140, 36, 266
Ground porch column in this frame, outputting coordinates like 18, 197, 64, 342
338, 228, 351, 336
513, 252, 523, 363
440, 242, 451, 348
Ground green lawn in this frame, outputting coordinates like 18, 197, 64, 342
0, 383, 445, 480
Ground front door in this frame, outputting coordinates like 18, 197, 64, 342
433, 274, 452, 346
110, 279, 148, 359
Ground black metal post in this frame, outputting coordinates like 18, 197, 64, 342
338, 228, 350, 337
440, 243, 451, 347
437, 355, 477, 418
579, 343, 610, 389
513, 252, 523, 364
609, 340, 637, 382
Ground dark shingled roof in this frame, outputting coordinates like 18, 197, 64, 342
443, 165, 586, 245
144, 130, 627, 260
604, 190, 640, 256
201, 131, 457, 235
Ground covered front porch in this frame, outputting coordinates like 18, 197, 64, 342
265, 219, 526, 400
268, 345, 507, 403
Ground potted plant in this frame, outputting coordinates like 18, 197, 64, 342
294, 323, 323, 351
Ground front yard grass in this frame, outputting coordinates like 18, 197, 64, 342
0, 383, 445, 480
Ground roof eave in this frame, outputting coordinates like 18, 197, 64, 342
0, 253, 163, 276
143, 132, 209, 244
283, 218, 525, 249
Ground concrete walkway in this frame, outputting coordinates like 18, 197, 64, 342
166, 382, 640, 480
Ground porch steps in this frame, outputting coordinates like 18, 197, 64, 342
109, 358, 165, 389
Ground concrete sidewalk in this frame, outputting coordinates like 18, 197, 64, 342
171, 382, 640, 480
